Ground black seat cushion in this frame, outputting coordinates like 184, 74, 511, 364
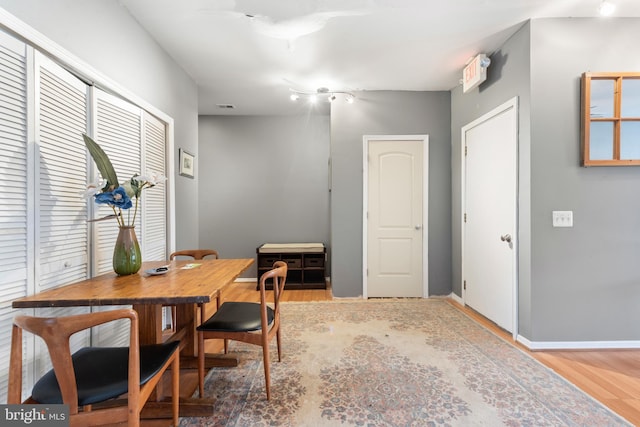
31, 341, 179, 406
197, 302, 274, 332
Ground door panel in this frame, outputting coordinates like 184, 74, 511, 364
0, 29, 29, 405
367, 139, 424, 297
36, 54, 89, 292
463, 99, 517, 333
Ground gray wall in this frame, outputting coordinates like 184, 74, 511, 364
450, 23, 533, 336
330, 91, 452, 297
528, 18, 640, 341
198, 114, 330, 278
0, 0, 201, 250
452, 18, 640, 342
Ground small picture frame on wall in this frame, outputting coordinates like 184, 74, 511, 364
179, 148, 195, 178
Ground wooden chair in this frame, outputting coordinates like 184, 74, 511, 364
167, 249, 220, 330
197, 261, 287, 400
169, 249, 219, 260
8, 308, 180, 427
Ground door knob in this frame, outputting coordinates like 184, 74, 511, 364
500, 234, 512, 243
415, 225, 422, 230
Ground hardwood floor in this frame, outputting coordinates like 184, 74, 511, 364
450, 300, 640, 426
142, 283, 640, 426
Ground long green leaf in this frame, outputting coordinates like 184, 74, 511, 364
83, 134, 119, 190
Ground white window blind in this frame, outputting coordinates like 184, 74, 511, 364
0, 28, 172, 397
0, 29, 28, 405
142, 112, 168, 261
90, 91, 172, 347
91, 89, 144, 347
33, 53, 91, 381
36, 55, 90, 292
93, 89, 142, 276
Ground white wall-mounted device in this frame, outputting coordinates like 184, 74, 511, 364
463, 53, 490, 93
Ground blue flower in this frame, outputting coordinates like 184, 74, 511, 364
94, 186, 133, 209
83, 134, 167, 227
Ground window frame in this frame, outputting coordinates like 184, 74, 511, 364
581, 72, 640, 166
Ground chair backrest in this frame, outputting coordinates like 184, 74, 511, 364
257, 260, 288, 326
169, 249, 219, 260
8, 309, 140, 419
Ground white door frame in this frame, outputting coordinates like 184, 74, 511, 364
461, 97, 518, 339
362, 135, 429, 299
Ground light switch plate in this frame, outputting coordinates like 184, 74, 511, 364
552, 211, 573, 227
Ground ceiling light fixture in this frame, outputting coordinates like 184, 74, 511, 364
289, 87, 356, 104
598, 0, 615, 16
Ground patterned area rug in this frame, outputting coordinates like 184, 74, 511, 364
179, 299, 630, 426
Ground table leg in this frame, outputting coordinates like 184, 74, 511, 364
134, 303, 238, 418
175, 303, 197, 357
132, 303, 170, 405
133, 303, 163, 345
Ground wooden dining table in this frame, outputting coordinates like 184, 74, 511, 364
12, 257, 254, 418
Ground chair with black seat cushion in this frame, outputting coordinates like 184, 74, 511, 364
197, 260, 287, 400
8, 308, 180, 427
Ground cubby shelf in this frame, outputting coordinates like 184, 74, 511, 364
256, 243, 326, 290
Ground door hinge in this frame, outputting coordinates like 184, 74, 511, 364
463, 280, 466, 290
464, 213, 467, 223
465, 146, 468, 156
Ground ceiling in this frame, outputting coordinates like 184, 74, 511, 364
120, 0, 640, 116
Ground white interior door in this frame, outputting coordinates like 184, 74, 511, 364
463, 98, 517, 333
365, 136, 428, 298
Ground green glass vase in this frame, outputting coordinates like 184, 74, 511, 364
113, 226, 142, 276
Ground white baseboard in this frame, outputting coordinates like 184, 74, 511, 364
449, 292, 464, 305
517, 336, 640, 350
447, 293, 640, 350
